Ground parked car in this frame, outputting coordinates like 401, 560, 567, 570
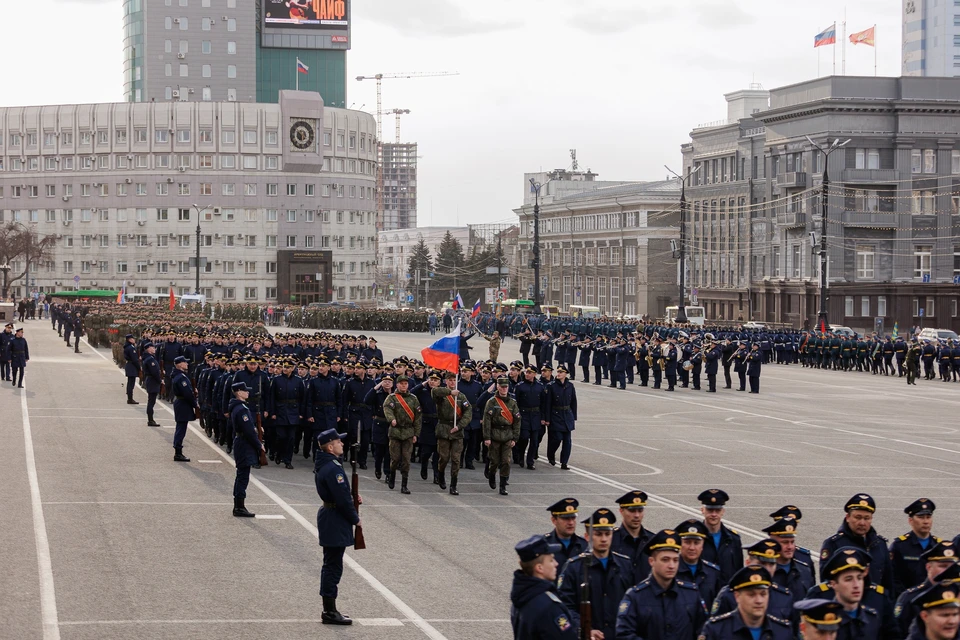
918, 327, 959, 341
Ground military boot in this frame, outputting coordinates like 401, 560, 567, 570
233, 497, 255, 518
488, 463, 496, 489
387, 470, 396, 490
499, 476, 509, 496
449, 474, 458, 495
400, 474, 411, 495
173, 447, 190, 462
321, 597, 352, 625
437, 470, 446, 490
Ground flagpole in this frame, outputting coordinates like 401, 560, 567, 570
842, 9, 847, 75
833, 26, 836, 75
296, 59, 299, 91
874, 25, 878, 76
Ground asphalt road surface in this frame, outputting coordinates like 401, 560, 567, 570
4, 324, 960, 639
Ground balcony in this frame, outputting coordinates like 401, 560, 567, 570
777, 172, 807, 188
840, 210, 892, 227
841, 168, 899, 183
777, 211, 808, 227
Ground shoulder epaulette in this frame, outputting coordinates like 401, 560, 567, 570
793, 557, 810, 568
818, 582, 830, 592
871, 584, 885, 595
768, 615, 791, 626
728, 528, 740, 536
862, 605, 878, 616
797, 546, 812, 555
546, 591, 562, 603
829, 532, 843, 540
898, 534, 909, 541
633, 580, 651, 591
707, 611, 736, 622
676, 579, 698, 590
612, 551, 631, 560
772, 582, 791, 594
702, 560, 721, 571
876, 533, 889, 542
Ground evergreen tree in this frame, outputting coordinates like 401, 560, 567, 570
407, 239, 433, 308
432, 231, 465, 304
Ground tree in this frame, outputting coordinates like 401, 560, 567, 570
432, 231, 465, 306
459, 246, 499, 313
0, 223, 58, 299
407, 239, 433, 309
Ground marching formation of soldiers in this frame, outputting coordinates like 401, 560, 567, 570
512, 491, 960, 640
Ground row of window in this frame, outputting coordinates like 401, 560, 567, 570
0, 207, 377, 227
47, 255, 373, 277
521, 211, 646, 236
537, 276, 635, 315
164, 16, 236, 31
1, 180, 374, 201
543, 246, 640, 267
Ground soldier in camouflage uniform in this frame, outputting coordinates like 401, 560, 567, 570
483, 376, 521, 496
383, 375, 422, 495
432, 371, 472, 496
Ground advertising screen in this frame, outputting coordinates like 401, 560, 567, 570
263, 0, 349, 30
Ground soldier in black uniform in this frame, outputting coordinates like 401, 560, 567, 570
907, 581, 960, 640
699, 489, 744, 583
698, 565, 793, 640
544, 498, 587, 577
891, 499, 940, 597
616, 529, 708, 640
510, 535, 578, 639
123, 334, 141, 404
611, 490, 655, 584
676, 518, 724, 606
557, 508, 634, 640
314, 429, 360, 626
763, 516, 816, 602
141, 343, 163, 427
794, 599, 844, 640
819, 493, 894, 595
894, 542, 960, 637
820, 547, 894, 640
710, 539, 795, 624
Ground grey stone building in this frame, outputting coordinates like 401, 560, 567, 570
0, 91, 377, 305
514, 180, 681, 318
684, 76, 960, 333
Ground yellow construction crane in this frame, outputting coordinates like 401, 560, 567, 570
379, 109, 411, 143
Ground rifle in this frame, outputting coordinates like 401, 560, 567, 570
254, 412, 269, 467
192, 380, 206, 432
350, 442, 366, 550
579, 553, 592, 640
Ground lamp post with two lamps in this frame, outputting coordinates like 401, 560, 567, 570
528, 177, 552, 314
192, 204, 211, 295
665, 164, 701, 324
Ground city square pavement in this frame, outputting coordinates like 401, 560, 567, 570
4, 323, 960, 639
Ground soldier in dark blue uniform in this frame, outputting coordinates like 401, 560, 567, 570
906, 581, 960, 640
894, 543, 960, 637
8, 327, 28, 388
123, 334, 141, 404
698, 565, 794, 640
514, 366, 546, 470
611, 490, 654, 584
820, 547, 895, 640
0, 323, 13, 382
305, 359, 341, 461
710, 539, 795, 624
769, 505, 817, 571
314, 429, 360, 626
267, 360, 306, 469
819, 494, 894, 594
342, 362, 375, 469
142, 343, 163, 427
545, 498, 587, 576
891, 499, 940, 597
412, 372, 441, 484
170, 356, 197, 462
615, 529, 708, 640
229, 382, 262, 518
557, 509, 634, 640
746, 342, 763, 393
545, 366, 577, 470
365, 374, 394, 480
704, 338, 721, 393
763, 516, 815, 601
676, 518, 724, 606
699, 489, 744, 583
793, 599, 844, 640
510, 534, 578, 640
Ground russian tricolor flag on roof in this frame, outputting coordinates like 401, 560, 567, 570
421, 320, 462, 373
814, 23, 836, 48
297, 59, 309, 74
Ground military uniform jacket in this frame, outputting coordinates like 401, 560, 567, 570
0, 330, 12, 362
431, 387, 472, 440
314, 451, 359, 548
364, 388, 393, 445
342, 376, 375, 417
232, 368, 269, 414
836, 603, 896, 640
806, 581, 895, 634
482, 394, 521, 442
711, 582, 795, 625
698, 610, 793, 640
268, 374, 306, 426
677, 559, 723, 608
615, 576, 707, 640
545, 531, 587, 576
773, 559, 815, 604
545, 379, 577, 432
171, 370, 198, 422
557, 552, 634, 639
230, 398, 261, 467
143, 355, 163, 394
306, 373, 342, 432
894, 579, 930, 638
412, 384, 440, 447
701, 524, 744, 584
820, 521, 894, 594
890, 532, 940, 596
123, 342, 141, 377
612, 526, 654, 584
704, 346, 721, 375
510, 571, 578, 640
383, 391, 422, 441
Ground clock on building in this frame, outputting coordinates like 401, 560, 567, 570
289, 120, 315, 150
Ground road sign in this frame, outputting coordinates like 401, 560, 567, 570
407, 295, 414, 303
920, 308, 925, 317
954, 275, 960, 285
922, 274, 931, 283
499, 277, 508, 288
73, 275, 80, 283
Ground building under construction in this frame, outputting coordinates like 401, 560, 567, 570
381, 143, 418, 230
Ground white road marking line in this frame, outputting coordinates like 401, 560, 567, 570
254, 514, 286, 520
60, 618, 338, 626
801, 441, 854, 454
678, 439, 728, 452
20, 387, 61, 640
614, 438, 659, 451
854, 443, 960, 468
739, 441, 793, 454
29, 416, 138, 420
43, 501, 254, 506
81, 342, 448, 640
712, 464, 760, 477
358, 618, 404, 626
570, 443, 663, 475
197, 460, 223, 464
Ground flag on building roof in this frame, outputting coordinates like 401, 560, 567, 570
421, 320, 462, 373
815, 23, 837, 47
849, 26, 875, 46
297, 58, 309, 74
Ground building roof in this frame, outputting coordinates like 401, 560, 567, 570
553, 179, 681, 203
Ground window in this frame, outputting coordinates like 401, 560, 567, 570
155, 129, 169, 143
245, 235, 257, 247
157, 208, 169, 221
243, 130, 257, 144
927, 297, 936, 318
266, 209, 278, 222
243, 156, 257, 169
859, 296, 870, 317
286, 235, 297, 248
266, 156, 278, 169
202, 64, 211, 78
856, 245, 875, 279
287, 183, 297, 196
915, 245, 933, 279
266, 261, 277, 274
227, 65, 236, 79
924, 149, 937, 174
200, 183, 212, 196
222, 288, 235, 300
305, 236, 315, 248
202, 40, 211, 54
844, 296, 854, 317
223, 261, 235, 274
227, 41, 236, 55
222, 130, 235, 144
244, 287, 257, 300
178, 234, 190, 247
227, 18, 236, 31
178, 208, 190, 221
156, 183, 169, 196
178, 183, 190, 196
199, 154, 212, 168
266, 235, 277, 248
792, 245, 802, 278
244, 261, 256, 274
912, 190, 936, 214
179, 17, 188, 29
222, 183, 235, 196
202, 17, 211, 30
245, 209, 257, 222
244, 183, 256, 196
867, 149, 880, 170
266, 131, 278, 145
953, 150, 960, 175
221, 155, 235, 169
878, 296, 887, 316
286, 210, 296, 222
912, 149, 922, 174
266, 183, 278, 196
224, 235, 235, 247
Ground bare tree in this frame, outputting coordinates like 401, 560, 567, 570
0, 223, 58, 297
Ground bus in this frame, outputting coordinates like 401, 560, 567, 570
501, 299, 536, 314
568, 305, 602, 319
665, 305, 706, 326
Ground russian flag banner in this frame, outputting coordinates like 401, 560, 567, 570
421, 320, 462, 373
471, 299, 481, 318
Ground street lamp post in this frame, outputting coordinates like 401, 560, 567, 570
804, 136, 850, 331
192, 204, 211, 295
665, 164, 701, 324
0, 263, 10, 301
528, 178, 552, 315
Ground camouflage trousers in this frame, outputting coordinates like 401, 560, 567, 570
486, 440, 513, 479
389, 438, 413, 475
437, 438, 464, 477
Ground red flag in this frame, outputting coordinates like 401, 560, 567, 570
169, 286, 175, 310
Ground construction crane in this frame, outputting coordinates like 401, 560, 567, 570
356, 72, 458, 144
379, 109, 411, 143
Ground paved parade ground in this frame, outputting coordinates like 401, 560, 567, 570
4, 324, 960, 640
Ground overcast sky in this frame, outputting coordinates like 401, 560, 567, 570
2, 0, 902, 226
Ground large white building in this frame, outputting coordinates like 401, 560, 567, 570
902, 0, 960, 76
0, 91, 378, 304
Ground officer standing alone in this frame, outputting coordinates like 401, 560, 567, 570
123, 334, 141, 404
170, 356, 196, 462
230, 382, 262, 518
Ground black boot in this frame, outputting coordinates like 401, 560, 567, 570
321, 596, 352, 626
147, 416, 161, 427
173, 447, 190, 462
400, 475, 411, 495
387, 471, 396, 490
499, 476, 509, 496
432, 469, 439, 485
438, 470, 447, 490
127, 397, 139, 405
375, 467, 382, 480
488, 464, 496, 490
233, 497, 255, 518
449, 475, 459, 496
420, 464, 428, 481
